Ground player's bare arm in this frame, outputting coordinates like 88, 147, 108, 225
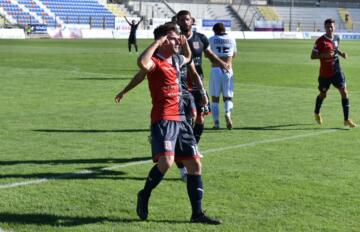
115, 70, 146, 103
180, 34, 192, 65
337, 49, 348, 59
204, 48, 231, 71
311, 50, 334, 59
137, 36, 167, 72
189, 61, 208, 106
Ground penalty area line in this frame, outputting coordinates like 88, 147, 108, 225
0, 129, 339, 190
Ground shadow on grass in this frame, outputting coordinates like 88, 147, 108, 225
0, 212, 190, 226
205, 123, 347, 131
0, 157, 150, 166
32, 129, 149, 133
0, 212, 140, 226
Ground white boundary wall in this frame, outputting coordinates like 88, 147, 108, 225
0, 29, 26, 39
1, 29, 360, 40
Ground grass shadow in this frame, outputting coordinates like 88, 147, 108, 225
32, 129, 149, 133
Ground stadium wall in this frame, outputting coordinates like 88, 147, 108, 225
1, 29, 360, 40
0, 29, 26, 39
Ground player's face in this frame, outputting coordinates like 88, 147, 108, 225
165, 31, 180, 53
177, 14, 192, 33
325, 23, 335, 36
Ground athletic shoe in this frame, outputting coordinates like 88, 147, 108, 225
136, 190, 149, 220
314, 113, 323, 125
179, 167, 188, 182
190, 211, 222, 225
225, 113, 233, 130
344, 119, 357, 128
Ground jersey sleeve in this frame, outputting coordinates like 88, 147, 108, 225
147, 57, 158, 74
312, 37, 322, 54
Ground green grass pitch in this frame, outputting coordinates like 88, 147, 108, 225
0, 38, 360, 232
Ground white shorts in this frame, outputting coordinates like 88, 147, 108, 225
209, 67, 234, 98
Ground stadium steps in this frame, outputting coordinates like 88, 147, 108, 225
106, 3, 126, 17
338, 8, 353, 31
257, 6, 280, 21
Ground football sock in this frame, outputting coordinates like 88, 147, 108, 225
211, 102, 219, 124
187, 175, 203, 215
193, 123, 204, 143
128, 44, 131, 52
224, 100, 233, 113
315, 95, 324, 114
135, 45, 138, 52
143, 165, 164, 197
342, 98, 350, 120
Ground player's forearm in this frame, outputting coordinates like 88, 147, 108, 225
137, 40, 161, 71
189, 63, 205, 94
181, 40, 192, 64
121, 71, 146, 94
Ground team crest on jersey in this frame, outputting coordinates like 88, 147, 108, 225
164, 140, 172, 151
192, 41, 200, 49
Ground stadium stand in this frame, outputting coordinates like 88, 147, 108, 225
338, 8, 352, 31
39, 0, 115, 28
167, 2, 243, 30
0, 0, 115, 28
273, 6, 344, 32
106, 3, 126, 17
257, 5, 280, 21
0, 0, 40, 26
17, 0, 56, 27
347, 8, 360, 31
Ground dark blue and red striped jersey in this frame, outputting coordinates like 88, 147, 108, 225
147, 54, 185, 124
313, 34, 342, 78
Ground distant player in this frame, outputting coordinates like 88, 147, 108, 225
311, 18, 356, 128
125, 16, 143, 53
176, 10, 230, 143
208, 23, 237, 129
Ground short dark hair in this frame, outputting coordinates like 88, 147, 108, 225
153, 23, 179, 40
324, 18, 335, 25
176, 10, 191, 20
213, 23, 226, 35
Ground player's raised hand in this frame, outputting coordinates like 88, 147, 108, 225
156, 35, 168, 47
179, 35, 187, 46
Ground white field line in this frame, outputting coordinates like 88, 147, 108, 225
0, 129, 338, 190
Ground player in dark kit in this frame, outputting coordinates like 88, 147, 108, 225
176, 10, 230, 143
311, 18, 356, 128
117, 23, 221, 224
125, 16, 143, 53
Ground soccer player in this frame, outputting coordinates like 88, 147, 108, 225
311, 18, 356, 128
208, 23, 237, 130
117, 23, 221, 224
125, 16, 143, 53
176, 10, 230, 143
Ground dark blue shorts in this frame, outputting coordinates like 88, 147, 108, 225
150, 120, 199, 162
318, 72, 346, 92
